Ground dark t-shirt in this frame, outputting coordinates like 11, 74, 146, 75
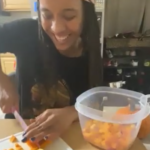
0, 18, 89, 118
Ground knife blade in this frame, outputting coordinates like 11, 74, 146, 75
13, 110, 41, 148
13, 110, 28, 130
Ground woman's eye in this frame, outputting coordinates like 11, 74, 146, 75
63, 16, 76, 21
42, 14, 52, 20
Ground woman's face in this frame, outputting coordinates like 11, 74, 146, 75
39, 0, 83, 51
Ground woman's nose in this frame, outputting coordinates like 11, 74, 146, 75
51, 19, 66, 35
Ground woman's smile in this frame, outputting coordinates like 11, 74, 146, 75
54, 34, 71, 44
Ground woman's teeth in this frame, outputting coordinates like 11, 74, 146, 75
55, 35, 69, 43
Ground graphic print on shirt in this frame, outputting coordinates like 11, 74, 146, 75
24, 79, 70, 118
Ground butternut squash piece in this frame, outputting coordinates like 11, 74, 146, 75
116, 106, 150, 139
25, 140, 38, 150
9, 135, 17, 143
15, 143, 23, 150
82, 119, 135, 150
26, 139, 51, 150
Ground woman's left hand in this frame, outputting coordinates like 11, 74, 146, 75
22, 106, 77, 142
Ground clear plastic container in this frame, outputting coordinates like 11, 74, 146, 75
75, 87, 150, 150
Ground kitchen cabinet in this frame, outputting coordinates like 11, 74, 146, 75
0, 53, 16, 75
2, 0, 30, 11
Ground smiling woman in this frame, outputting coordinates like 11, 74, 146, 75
39, 0, 83, 54
0, 0, 102, 142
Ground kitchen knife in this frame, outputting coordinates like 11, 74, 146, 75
13, 110, 41, 148
13, 110, 28, 131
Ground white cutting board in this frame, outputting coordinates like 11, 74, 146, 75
0, 132, 73, 150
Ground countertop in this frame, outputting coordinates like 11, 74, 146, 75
142, 134, 150, 150
0, 119, 147, 150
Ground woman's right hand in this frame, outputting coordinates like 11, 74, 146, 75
0, 71, 19, 113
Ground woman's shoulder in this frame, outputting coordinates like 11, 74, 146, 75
0, 18, 39, 54
1, 18, 38, 40
5, 18, 38, 28
5, 18, 38, 36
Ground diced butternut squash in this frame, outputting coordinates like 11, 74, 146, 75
116, 106, 150, 139
39, 139, 51, 148
26, 140, 38, 149
9, 135, 17, 143
82, 119, 135, 150
15, 143, 23, 150
26, 139, 51, 150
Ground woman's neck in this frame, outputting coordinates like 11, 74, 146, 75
58, 40, 83, 58
59, 47, 82, 58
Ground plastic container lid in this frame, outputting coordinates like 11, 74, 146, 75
75, 87, 150, 124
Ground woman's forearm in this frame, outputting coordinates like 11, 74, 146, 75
64, 106, 79, 123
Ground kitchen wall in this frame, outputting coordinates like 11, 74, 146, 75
142, 0, 150, 32
0, 11, 30, 25
104, 0, 147, 37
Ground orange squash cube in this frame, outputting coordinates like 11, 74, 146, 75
15, 143, 23, 150
9, 135, 17, 143
26, 139, 51, 150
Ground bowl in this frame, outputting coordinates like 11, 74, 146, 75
75, 87, 150, 150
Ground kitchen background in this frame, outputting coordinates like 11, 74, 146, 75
1, 0, 150, 95
0, 12, 30, 25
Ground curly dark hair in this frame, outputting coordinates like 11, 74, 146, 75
36, 0, 103, 90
